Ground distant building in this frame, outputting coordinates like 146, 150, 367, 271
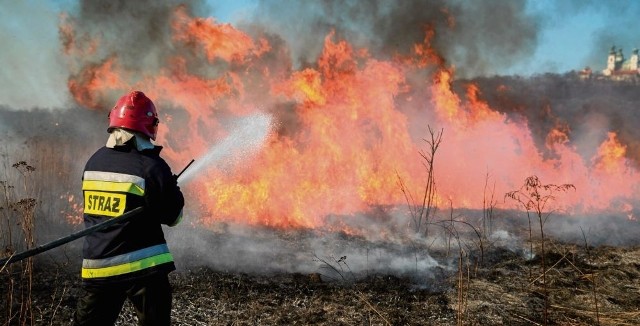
602, 46, 640, 80
578, 66, 592, 80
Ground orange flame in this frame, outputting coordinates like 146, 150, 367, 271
60, 193, 83, 225
68, 57, 125, 109
593, 132, 627, 174
171, 5, 269, 63
60, 7, 640, 231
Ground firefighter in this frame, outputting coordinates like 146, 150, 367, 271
74, 91, 184, 326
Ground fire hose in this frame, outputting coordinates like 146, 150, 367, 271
0, 159, 194, 268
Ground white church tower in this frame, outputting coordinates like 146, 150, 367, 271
603, 46, 617, 76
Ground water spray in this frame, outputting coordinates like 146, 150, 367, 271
178, 112, 273, 183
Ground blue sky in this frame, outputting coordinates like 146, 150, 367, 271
511, 0, 614, 75
0, 0, 638, 109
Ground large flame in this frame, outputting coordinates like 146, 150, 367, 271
61, 7, 640, 230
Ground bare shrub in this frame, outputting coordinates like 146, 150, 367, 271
505, 175, 575, 326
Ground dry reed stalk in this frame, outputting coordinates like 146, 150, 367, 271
397, 126, 442, 236
0, 161, 38, 325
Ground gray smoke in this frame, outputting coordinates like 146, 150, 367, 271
3, 1, 640, 111
242, 0, 540, 78
69, 0, 209, 71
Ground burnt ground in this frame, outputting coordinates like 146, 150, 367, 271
3, 216, 640, 325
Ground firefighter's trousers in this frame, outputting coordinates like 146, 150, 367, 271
74, 273, 172, 326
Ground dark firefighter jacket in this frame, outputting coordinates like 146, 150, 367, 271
81, 144, 184, 285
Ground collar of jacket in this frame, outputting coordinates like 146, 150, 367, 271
106, 128, 155, 151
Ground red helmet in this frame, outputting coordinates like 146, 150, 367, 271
108, 91, 159, 140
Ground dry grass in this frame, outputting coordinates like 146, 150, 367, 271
1, 229, 639, 325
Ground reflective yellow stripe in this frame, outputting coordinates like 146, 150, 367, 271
83, 244, 169, 268
81, 253, 173, 278
82, 180, 145, 196
83, 171, 145, 195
